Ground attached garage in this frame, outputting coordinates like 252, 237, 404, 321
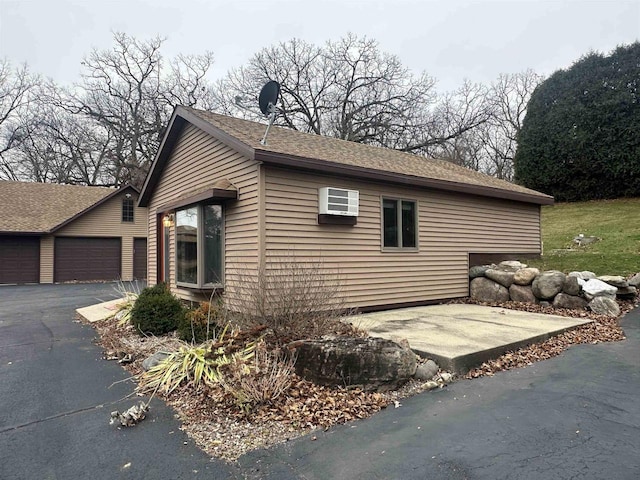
0, 236, 40, 284
54, 237, 122, 282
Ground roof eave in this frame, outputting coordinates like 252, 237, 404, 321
138, 107, 255, 207
255, 150, 554, 206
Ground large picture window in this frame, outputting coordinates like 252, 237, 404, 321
382, 198, 417, 249
176, 204, 223, 287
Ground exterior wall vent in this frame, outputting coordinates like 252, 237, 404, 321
318, 187, 359, 216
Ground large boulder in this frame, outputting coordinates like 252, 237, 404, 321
485, 269, 516, 288
597, 275, 629, 288
509, 284, 537, 303
469, 265, 491, 279
513, 267, 540, 286
470, 277, 510, 303
532, 271, 566, 300
582, 279, 618, 300
553, 293, 588, 310
497, 260, 527, 272
562, 275, 582, 296
588, 297, 620, 317
291, 337, 417, 391
628, 272, 640, 288
616, 286, 638, 300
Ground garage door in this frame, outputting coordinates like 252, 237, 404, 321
54, 237, 121, 282
133, 238, 147, 279
0, 236, 40, 284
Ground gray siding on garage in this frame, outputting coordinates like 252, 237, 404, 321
0, 236, 40, 284
54, 237, 121, 282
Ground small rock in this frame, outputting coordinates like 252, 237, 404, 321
414, 360, 439, 381
616, 286, 637, 300
142, 352, 171, 371
423, 381, 439, 390
569, 271, 597, 280
562, 276, 581, 296
498, 260, 527, 272
597, 275, 629, 288
470, 277, 510, 303
469, 265, 491, 279
539, 301, 551, 308
513, 267, 540, 286
553, 293, 588, 310
582, 279, 618, 300
628, 272, 640, 288
485, 269, 516, 288
588, 297, 620, 316
439, 372, 453, 384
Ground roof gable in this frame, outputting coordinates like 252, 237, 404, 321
139, 106, 553, 206
0, 182, 139, 234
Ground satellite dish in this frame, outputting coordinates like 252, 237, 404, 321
259, 80, 280, 116
258, 80, 280, 145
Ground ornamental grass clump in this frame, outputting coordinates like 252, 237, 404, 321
130, 283, 185, 336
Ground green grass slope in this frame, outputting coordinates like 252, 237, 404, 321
526, 198, 640, 276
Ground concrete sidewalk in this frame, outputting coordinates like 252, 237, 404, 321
357, 304, 592, 373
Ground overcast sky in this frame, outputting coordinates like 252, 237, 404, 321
0, 0, 638, 92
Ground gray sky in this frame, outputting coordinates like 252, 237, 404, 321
0, 0, 638, 91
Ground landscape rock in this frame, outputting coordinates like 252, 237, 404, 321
616, 286, 637, 300
469, 265, 491, 279
497, 260, 527, 272
569, 271, 597, 280
291, 336, 417, 391
142, 352, 170, 371
597, 275, 629, 288
588, 297, 621, 316
573, 235, 599, 246
485, 269, 516, 288
532, 271, 566, 299
553, 293, 588, 310
470, 277, 510, 303
509, 284, 538, 303
582, 279, 618, 300
562, 275, 582, 296
414, 359, 439, 381
628, 272, 640, 288
513, 267, 540, 286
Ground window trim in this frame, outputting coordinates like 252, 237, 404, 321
380, 196, 419, 252
175, 203, 225, 289
122, 197, 134, 223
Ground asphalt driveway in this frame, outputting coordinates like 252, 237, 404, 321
2, 284, 639, 479
0, 283, 236, 480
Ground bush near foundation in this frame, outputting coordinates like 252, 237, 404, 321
130, 283, 185, 335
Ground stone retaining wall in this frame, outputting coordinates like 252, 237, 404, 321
469, 261, 640, 317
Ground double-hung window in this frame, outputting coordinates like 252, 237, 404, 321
175, 204, 223, 287
382, 198, 417, 249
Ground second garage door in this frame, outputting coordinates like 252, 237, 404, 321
54, 237, 121, 282
0, 236, 40, 284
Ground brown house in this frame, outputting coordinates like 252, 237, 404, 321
0, 181, 148, 284
139, 106, 553, 310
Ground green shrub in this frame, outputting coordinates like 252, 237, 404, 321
178, 301, 221, 343
130, 283, 185, 335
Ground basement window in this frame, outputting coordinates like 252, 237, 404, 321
176, 204, 223, 288
382, 198, 417, 250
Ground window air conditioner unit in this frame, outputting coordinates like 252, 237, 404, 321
318, 187, 359, 216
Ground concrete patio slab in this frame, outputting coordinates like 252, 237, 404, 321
357, 304, 592, 374
76, 298, 125, 322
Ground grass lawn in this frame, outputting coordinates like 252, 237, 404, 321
525, 197, 640, 276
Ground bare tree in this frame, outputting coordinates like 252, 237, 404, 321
0, 60, 39, 180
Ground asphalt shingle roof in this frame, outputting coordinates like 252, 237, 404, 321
0, 181, 115, 233
184, 108, 551, 202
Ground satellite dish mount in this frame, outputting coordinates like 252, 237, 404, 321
258, 80, 280, 146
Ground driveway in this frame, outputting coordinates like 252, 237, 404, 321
0, 283, 236, 480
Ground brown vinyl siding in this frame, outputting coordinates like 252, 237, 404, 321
55, 192, 147, 281
145, 123, 260, 302
263, 167, 541, 309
